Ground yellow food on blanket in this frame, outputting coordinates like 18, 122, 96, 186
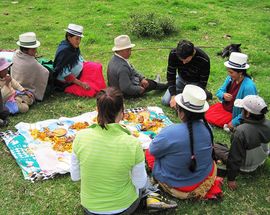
52, 128, 67, 137
69, 122, 89, 130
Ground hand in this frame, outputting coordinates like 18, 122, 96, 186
228, 180, 237, 190
5, 74, 12, 85
223, 93, 233, 101
24, 90, 33, 98
227, 122, 234, 130
140, 79, 149, 89
170, 96, 176, 109
81, 82, 90, 90
140, 86, 145, 94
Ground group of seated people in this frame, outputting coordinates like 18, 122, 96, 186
0, 23, 269, 214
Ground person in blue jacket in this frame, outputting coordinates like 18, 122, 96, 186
205, 52, 257, 130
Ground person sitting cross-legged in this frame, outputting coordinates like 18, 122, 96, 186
214, 95, 270, 191
146, 85, 223, 200
205, 52, 257, 130
107, 35, 167, 98
70, 87, 177, 215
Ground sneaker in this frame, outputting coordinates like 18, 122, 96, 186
146, 192, 177, 212
154, 74, 161, 83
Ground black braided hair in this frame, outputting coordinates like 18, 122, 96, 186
187, 120, 196, 172
203, 118, 216, 161
177, 104, 215, 172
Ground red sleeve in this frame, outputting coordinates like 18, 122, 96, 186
64, 74, 76, 82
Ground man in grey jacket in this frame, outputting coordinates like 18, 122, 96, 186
226, 95, 270, 190
107, 35, 167, 98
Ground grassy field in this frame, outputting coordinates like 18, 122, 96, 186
0, 0, 270, 214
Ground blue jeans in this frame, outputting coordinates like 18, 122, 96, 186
161, 76, 212, 106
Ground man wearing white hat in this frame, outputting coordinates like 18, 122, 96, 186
215, 95, 270, 190
11, 32, 49, 101
107, 35, 167, 97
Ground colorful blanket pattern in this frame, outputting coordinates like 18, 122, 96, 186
1, 107, 172, 182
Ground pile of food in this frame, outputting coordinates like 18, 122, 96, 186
69, 122, 89, 130
30, 127, 74, 153
123, 111, 165, 132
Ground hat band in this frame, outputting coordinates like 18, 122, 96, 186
228, 61, 246, 68
19, 41, 37, 46
181, 97, 204, 110
68, 28, 82, 36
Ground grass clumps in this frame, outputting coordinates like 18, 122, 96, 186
127, 12, 178, 39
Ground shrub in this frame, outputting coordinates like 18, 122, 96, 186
127, 12, 178, 39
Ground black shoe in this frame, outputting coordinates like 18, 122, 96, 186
155, 83, 168, 91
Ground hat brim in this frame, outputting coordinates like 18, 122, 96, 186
64, 29, 84, 37
0, 61, 12, 71
16, 40, 40, 48
112, 44, 135, 52
224, 61, 250, 70
234, 99, 244, 108
175, 94, 209, 113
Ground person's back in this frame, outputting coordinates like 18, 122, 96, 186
234, 119, 270, 172
11, 32, 49, 101
73, 123, 143, 212
151, 120, 213, 187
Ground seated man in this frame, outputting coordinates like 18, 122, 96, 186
216, 95, 270, 190
107, 35, 167, 98
11, 32, 49, 101
162, 39, 212, 108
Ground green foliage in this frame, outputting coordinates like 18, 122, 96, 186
127, 12, 178, 39
0, 0, 270, 214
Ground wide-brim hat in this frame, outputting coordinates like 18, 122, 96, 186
16, 32, 40, 48
112, 35, 135, 51
0, 58, 12, 71
234, 95, 267, 115
175, 85, 209, 113
224, 52, 250, 69
65, 23, 84, 37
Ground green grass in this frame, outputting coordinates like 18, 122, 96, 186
0, 0, 270, 214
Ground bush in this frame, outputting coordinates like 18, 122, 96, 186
127, 12, 178, 39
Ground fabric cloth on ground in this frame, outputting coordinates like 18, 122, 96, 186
205, 76, 257, 127
0, 107, 172, 182
11, 50, 49, 101
64, 61, 106, 97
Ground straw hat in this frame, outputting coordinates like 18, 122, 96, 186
175, 85, 209, 113
16, 32, 40, 48
112, 35, 135, 51
65, 24, 84, 37
224, 52, 250, 69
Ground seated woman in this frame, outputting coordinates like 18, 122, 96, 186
53, 23, 106, 97
146, 85, 223, 200
70, 87, 177, 214
205, 52, 257, 129
0, 58, 34, 114
11, 32, 49, 101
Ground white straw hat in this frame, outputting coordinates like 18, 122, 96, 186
65, 24, 84, 37
175, 85, 209, 113
112, 35, 135, 51
16, 32, 40, 48
224, 52, 250, 69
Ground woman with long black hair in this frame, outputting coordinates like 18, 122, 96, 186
147, 85, 223, 199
